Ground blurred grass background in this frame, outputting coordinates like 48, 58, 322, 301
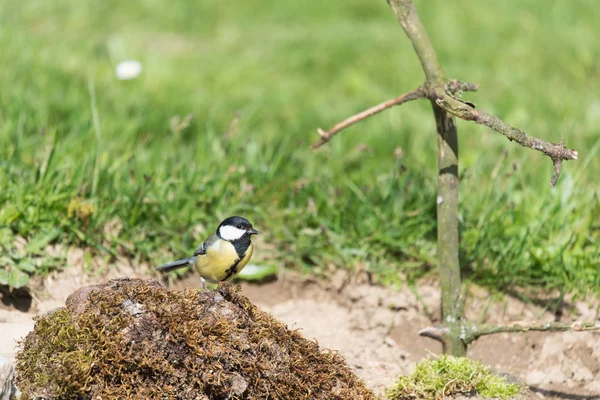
0, 0, 598, 297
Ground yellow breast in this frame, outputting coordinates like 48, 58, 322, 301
193, 241, 253, 283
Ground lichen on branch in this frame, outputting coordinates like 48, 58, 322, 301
465, 320, 600, 343
436, 93, 578, 186
419, 320, 600, 346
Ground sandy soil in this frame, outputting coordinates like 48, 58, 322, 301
1, 261, 599, 399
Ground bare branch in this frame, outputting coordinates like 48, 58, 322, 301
311, 87, 426, 149
388, 0, 466, 355
436, 93, 578, 186
421, 320, 600, 346
551, 159, 563, 187
387, 0, 444, 82
418, 326, 449, 343
465, 320, 600, 344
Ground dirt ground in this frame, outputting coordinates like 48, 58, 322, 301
1, 258, 599, 399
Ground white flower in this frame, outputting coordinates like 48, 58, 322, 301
115, 60, 142, 80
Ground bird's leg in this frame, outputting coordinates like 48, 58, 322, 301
201, 277, 207, 291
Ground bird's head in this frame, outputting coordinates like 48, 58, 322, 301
217, 216, 259, 242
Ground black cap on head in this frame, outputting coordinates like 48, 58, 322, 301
218, 216, 259, 237
220, 216, 251, 229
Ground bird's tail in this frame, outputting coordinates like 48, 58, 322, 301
156, 257, 194, 273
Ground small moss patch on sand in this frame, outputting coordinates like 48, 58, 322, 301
15, 278, 376, 399
386, 354, 522, 400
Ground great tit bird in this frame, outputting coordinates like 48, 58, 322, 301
157, 216, 258, 289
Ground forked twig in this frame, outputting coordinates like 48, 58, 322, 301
420, 320, 600, 345
313, 0, 584, 356
467, 320, 600, 342
311, 87, 426, 149
436, 93, 578, 186
312, 79, 481, 150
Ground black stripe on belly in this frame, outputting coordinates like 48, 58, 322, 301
222, 236, 251, 282
222, 252, 245, 281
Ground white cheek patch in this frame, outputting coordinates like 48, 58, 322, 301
219, 225, 246, 241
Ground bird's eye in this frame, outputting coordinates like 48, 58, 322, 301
237, 224, 243, 229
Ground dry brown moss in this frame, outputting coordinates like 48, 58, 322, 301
15, 278, 376, 399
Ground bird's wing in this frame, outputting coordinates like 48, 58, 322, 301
193, 233, 219, 256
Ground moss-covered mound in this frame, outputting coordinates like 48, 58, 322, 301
386, 355, 526, 400
16, 278, 376, 399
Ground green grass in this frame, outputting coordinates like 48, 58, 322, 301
0, 0, 599, 296
386, 355, 522, 400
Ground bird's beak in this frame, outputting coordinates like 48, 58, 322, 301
247, 228, 259, 235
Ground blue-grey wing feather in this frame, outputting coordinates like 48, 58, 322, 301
157, 233, 219, 272
193, 233, 219, 256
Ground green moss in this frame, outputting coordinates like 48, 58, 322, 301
16, 278, 376, 399
386, 355, 522, 400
